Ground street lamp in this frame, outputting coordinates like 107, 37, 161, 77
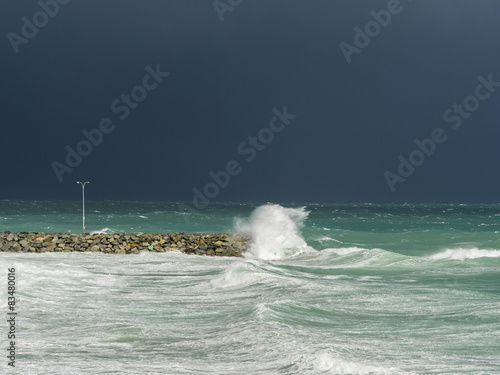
76, 181, 90, 235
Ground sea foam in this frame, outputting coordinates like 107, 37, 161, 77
310, 351, 401, 375
236, 204, 313, 260
90, 227, 113, 235
430, 248, 500, 260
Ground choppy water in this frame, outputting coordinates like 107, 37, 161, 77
1, 201, 500, 374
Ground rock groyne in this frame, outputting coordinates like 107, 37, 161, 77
0, 232, 249, 257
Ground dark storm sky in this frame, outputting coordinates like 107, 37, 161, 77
2, 0, 500, 203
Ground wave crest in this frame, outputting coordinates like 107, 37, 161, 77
90, 228, 113, 235
236, 204, 313, 260
430, 248, 500, 260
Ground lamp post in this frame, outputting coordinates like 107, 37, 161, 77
76, 181, 90, 235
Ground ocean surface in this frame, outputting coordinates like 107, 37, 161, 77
1, 200, 499, 374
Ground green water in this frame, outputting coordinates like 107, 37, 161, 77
0, 201, 499, 374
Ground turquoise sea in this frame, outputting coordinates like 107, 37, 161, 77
1, 200, 499, 374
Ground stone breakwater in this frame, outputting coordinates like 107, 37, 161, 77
0, 232, 249, 257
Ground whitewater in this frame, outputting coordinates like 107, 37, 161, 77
1, 201, 500, 374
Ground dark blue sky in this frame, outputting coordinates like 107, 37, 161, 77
2, 0, 500, 203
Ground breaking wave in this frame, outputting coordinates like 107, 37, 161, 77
236, 204, 314, 260
430, 248, 500, 260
